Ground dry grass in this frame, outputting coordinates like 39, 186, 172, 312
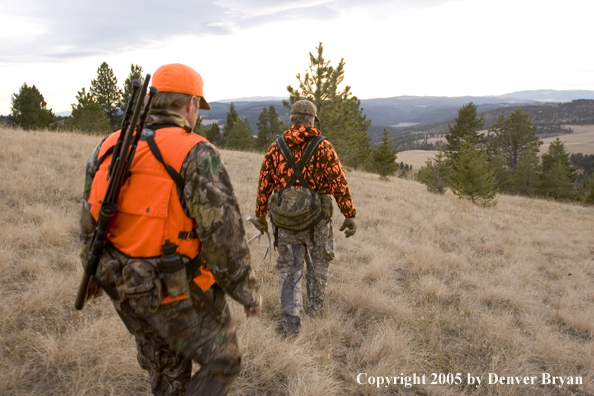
540, 125, 594, 155
396, 150, 438, 172
1, 127, 594, 395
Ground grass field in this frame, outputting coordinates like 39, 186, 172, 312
401, 125, 594, 171
1, 128, 594, 395
539, 125, 594, 156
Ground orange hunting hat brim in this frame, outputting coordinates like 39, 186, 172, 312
152, 63, 211, 110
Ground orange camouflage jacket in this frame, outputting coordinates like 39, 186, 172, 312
256, 125, 356, 218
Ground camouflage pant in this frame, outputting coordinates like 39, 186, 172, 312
274, 219, 334, 332
110, 284, 241, 396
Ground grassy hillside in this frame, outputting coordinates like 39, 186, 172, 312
1, 128, 593, 395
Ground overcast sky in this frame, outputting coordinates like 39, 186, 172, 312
1, 0, 592, 114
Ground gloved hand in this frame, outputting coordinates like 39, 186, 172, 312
251, 216, 268, 233
340, 217, 357, 238
244, 295, 263, 318
86, 277, 104, 301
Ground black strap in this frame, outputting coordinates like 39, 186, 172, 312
96, 145, 115, 169
146, 124, 180, 131
144, 133, 185, 191
185, 252, 203, 278
276, 135, 326, 190
276, 137, 307, 189
178, 229, 198, 240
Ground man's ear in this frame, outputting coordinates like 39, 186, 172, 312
186, 96, 197, 112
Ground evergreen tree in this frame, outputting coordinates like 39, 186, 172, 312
450, 141, 498, 207
445, 102, 485, 159
9, 82, 55, 130
222, 103, 240, 146
585, 174, 594, 205
268, 105, 285, 137
284, 42, 371, 169
487, 108, 542, 195
370, 128, 399, 180
488, 108, 541, 174
90, 62, 123, 130
539, 138, 578, 200
225, 119, 253, 151
206, 122, 222, 146
255, 105, 283, 151
508, 149, 540, 196
255, 107, 270, 151
193, 116, 209, 136
67, 87, 111, 133
121, 64, 144, 111
417, 150, 450, 194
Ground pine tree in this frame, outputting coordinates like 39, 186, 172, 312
488, 108, 541, 174
255, 105, 283, 151
585, 174, 594, 205
445, 102, 485, 159
450, 141, 498, 206
539, 138, 578, 200
193, 116, 209, 136
9, 82, 55, 130
284, 42, 371, 169
371, 128, 399, 180
268, 105, 285, 137
225, 119, 253, 151
222, 103, 240, 146
121, 64, 144, 111
417, 150, 450, 194
90, 62, 123, 130
206, 122, 222, 146
255, 107, 270, 151
508, 148, 540, 196
67, 88, 111, 133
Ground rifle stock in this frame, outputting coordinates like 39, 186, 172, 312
74, 75, 157, 310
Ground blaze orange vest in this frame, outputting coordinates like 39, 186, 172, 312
88, 126, 215, 302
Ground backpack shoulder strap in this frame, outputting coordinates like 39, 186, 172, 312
142, 128, 185, 191
276, 135, 327, 190
298, 135, 326, 173
276, 136, 309, 189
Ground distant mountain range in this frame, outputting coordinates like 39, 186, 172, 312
47, 90, 594, 138
200, 90, 594, 133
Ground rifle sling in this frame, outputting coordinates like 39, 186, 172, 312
143, 133, 185, 191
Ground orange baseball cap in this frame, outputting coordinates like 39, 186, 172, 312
152, 63, 211, 110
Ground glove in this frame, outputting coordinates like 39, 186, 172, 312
244, 294, 263, 318
251, 216, 268, 233
340, 217, 357, 238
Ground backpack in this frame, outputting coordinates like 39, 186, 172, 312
269, 135, 326, 233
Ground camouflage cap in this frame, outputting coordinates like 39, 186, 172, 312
290, 100, 317, 117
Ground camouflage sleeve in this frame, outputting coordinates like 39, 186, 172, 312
79, 142, 103, 264
318, 141, 357, 218
179, 141, 260, 308
255, 142, 278, 217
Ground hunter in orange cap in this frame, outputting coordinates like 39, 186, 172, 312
153, 63, 211, 110
80, 63, 261, 395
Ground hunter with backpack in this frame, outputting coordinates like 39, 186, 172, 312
252, 100, 357, 334
78, 63, 261, 396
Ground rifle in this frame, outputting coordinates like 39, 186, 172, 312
74, 75, 158, 310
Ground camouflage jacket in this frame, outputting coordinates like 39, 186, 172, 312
80, 110, 260, 308
256, 125, 356, 218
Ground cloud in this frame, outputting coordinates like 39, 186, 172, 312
0, 0, 456, 62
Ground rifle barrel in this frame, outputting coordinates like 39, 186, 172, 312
74, 75, 154, 311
